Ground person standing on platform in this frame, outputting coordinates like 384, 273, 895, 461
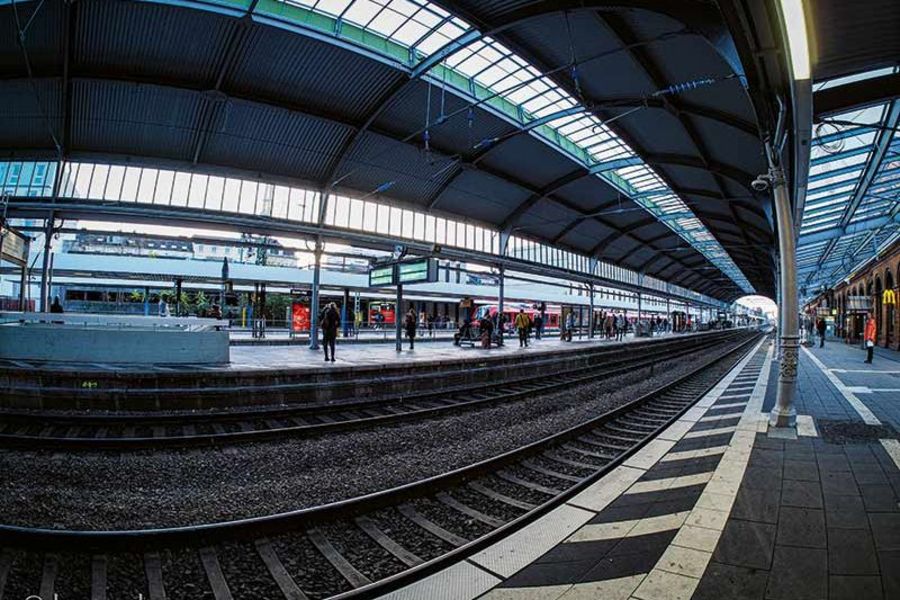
564, 311, 575, 342
50, 296, 64, 314
515, 308, 531, 348
616, 313, 625, 341
816, 317, 827, 348
534, 314, 543, 340
321, 302, 340, 362
405, 308, 418, 350
427, 313, 435, 337
864, 312, 876, 363
479, 313, 494, 348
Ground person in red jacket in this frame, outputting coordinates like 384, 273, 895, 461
864, 312, 877, 364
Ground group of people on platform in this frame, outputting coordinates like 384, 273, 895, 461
810, 311, 877, 364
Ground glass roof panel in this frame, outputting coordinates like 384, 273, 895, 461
269, 0, 755, 293
798, 67, 900, 300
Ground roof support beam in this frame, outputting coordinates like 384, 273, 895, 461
60, 0, 74, 159
814, 72, 900, 120
189, 2, 258, 165
598, 12, 762, 288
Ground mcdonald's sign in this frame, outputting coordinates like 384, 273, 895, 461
883, 289, 896, 305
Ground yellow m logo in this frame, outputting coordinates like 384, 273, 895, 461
883, 289, 896, 305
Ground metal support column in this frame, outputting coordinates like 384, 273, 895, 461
637, 292, 643, 335
589, 283, 595, 338
770, 163, 799, 429
38, 216, 54, 312
19, 237, 30, 311
497, 265, 505, 346
143, 286, 150, 316
775, 256, 783, 359
342, 288, 350, 337
308, 238, 323, 350
175, 278, 184, 316
395, 284, 403, 352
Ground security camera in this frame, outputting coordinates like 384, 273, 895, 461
751, 175, 771, 192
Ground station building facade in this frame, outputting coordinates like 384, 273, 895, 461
810, 238, 900, 349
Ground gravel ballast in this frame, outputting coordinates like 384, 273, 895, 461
0, 338, 750, 530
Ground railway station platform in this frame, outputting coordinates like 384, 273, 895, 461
0, 328, 725, 411
388, 336, 900, 600
2, 329, 668, 373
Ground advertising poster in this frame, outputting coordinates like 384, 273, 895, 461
291, 301, 310, 333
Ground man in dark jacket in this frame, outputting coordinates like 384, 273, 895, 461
816, 317, 827, 348
321, 302, 340, 362
405, 308, 418, 350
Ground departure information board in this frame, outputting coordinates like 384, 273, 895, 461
368, 258, 438, 287
368, 265, 396, 287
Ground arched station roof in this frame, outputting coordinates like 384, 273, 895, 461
0, 0, 777, 301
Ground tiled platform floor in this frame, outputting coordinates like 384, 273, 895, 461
789, 339, 900, 430
385, 336, 900, 600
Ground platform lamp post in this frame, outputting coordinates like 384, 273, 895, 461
497, 265, 505, 346
588, 282, 595, 339
38, 214, 54, 312
395, 284, 404, 353
767, 154, 799, 429
220, 257, 229, 317
308, 238, 323, 351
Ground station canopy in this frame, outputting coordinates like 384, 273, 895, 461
0, 0, 779, 301
796, 0, 900, 300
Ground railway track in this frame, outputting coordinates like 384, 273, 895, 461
0, 332, 766, 599
0, 330, 747, 450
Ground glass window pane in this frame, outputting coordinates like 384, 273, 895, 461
414, 211, 425, 241
239, 180, 257, 213
273, 186, 289, 219
349, 198, 364, 230
154, 170, 174, 204
287, 188, 303, 221
401, 209, 414, 238
188, 175, 207, 208
105, 165, 125, 200
88, 164, 109, 199
206, 176, 224, 211
222, 178, 240, 212
389, 206, 402, 237
257, 184, 275, 216
377, 204, 390, 235
120, 167, 141, 202
136, 168, 157, 204
171, 172, 191, 207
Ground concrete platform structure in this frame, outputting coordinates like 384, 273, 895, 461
388, 337, 900, 600
0, 312, 229, 365
0, 328, 715, 411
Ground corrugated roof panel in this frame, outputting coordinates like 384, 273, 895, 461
375, 80, 517, 157
70, 80, 200, 160
434, 167, 530, 223
0, 0, 64, 75
0, 79, 62, 150
230, 25, 403, 122
75, 0, 231, 84
339, 131, 464, 209
202, 99, 353, 182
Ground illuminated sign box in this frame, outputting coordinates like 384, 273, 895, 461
1, 225, 28, 266
368, 265, 395, 287
368, 258, 438, 287
398, 258, 437, 284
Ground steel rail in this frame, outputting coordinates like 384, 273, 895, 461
0, 332, 763, 565
0, 331, 744, 450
